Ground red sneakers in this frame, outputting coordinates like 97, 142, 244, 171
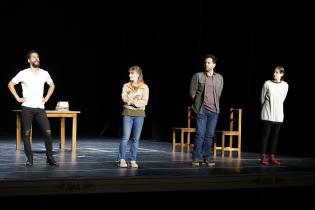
268, 154, 281, 165
260, 154, 269, 165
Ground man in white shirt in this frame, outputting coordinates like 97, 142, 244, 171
8, 50, 57, 166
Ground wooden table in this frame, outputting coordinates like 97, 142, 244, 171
13, 110, 80, 151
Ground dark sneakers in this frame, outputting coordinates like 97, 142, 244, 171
25, 156, 57, 166
203, 159, 215, 166
46, 156, 57, 166
192, 160, 201, 166
26, 156, 33, 166
26, 159, 33, 166
192, 159, 215, 166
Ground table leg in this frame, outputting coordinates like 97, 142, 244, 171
16, 113, 21, 150
180, 130, 184, 151
60, 117, 65, 150
172, 130, 176, 152
72, 114, 77, 151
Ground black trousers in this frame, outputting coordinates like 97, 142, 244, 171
21, 106, 53, 159
261, 120, 282, 155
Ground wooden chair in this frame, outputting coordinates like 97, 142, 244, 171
214, 108, 242, 159
172, 107, 196, 152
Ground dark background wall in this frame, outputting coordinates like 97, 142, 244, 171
0, 1, 314, 156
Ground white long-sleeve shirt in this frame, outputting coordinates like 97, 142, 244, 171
260, 80, 289, 123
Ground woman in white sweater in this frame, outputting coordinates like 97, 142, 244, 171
260, 66, 288, 165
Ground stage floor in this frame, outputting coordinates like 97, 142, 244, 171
0, 137, 315, 208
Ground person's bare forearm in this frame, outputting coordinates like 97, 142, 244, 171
8, 81, 25, 102
43, 83, 55, 103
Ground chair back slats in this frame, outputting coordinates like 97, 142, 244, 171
214, 108, 243, 159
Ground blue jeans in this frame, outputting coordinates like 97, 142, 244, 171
192, 108, 218, 161
118, 115, 144, 161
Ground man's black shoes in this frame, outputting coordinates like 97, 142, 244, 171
46, 156, 57, 166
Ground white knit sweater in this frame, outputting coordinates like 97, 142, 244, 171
261, 80, 289, 122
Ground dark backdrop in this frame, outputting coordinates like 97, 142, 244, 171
0, 1, 314, 157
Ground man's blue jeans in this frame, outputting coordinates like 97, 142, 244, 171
192, 108, 218, 161
118, 115, 144, 161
